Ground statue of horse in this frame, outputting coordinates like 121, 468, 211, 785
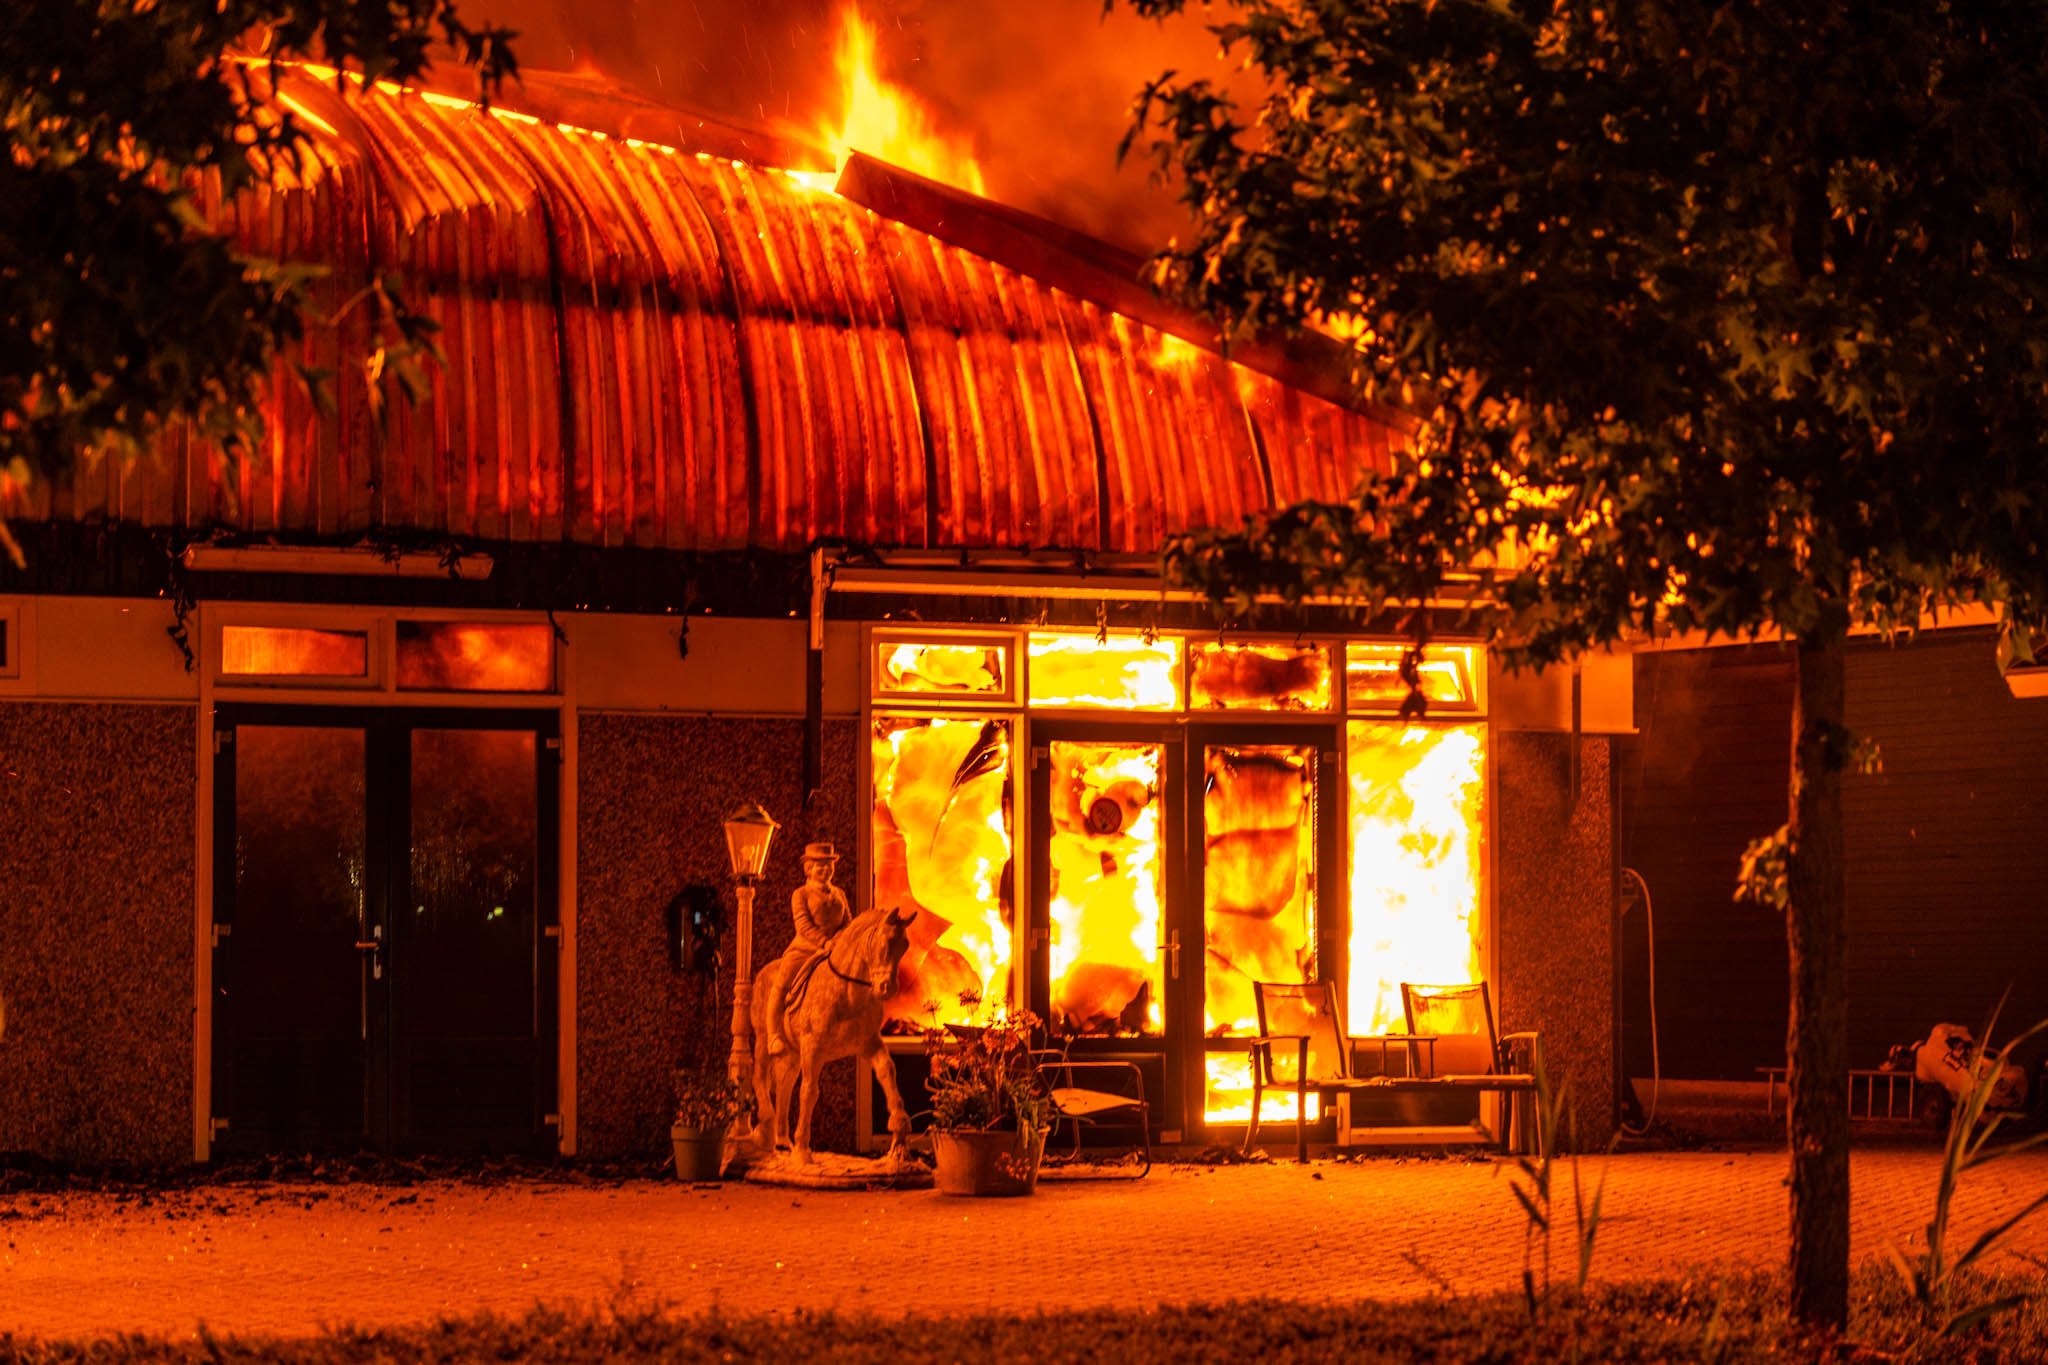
750, 904, 915, 1167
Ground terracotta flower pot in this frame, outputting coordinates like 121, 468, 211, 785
930, 1127, 1046, 1196
671, 1122, 728, 1181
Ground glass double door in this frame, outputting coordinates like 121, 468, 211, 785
1030, 722, 1337, 1139
211, 706, 557, 1156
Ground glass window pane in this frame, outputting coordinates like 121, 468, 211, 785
402, 728, 541, 1140
1346, 721, 1486, 1035
1346, 643, 1480, 713
221, 626, 369, 679
231, 725, 367, 1142
1046, 740, 1165, 1037
396, 622, 553, 692
1190, 642, 1332, 711
1026, 632, 1182, 710
875, 639, 1008, 698
871, 716, 1014, 1032
406, 729, 539, 1041
1202, 745, 1318, 1120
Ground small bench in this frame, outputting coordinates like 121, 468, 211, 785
1246, 981, 1541, 1160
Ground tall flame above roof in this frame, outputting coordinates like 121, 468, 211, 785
810, 5, 986, 197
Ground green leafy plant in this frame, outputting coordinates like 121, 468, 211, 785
1885, 999, 2048, 1338
1506, 1049, 1611, 1327
924, 1009, 1050, 1139
671, 1068, 754, 1132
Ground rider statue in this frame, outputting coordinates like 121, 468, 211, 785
778, 841, 851, 1010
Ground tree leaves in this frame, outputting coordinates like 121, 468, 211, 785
1117, 0, 2048, 666
1, 1, 515, 498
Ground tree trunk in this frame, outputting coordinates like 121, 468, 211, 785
1786, 611, 1850, 1331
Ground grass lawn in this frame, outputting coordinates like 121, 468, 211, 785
2, 1268, 2043, 1363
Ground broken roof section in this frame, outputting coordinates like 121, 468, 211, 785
28, 66, 1400, 557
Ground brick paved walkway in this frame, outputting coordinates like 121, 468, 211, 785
3, 1150, 2045, 1341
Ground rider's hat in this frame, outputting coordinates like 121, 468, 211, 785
801, 841, 839, 863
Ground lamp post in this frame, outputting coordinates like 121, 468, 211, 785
721, 802, 779, 1132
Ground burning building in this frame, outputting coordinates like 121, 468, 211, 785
0, 46, 1629, 1164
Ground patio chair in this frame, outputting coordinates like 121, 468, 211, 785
1030, 1036, 1152, 1179
1244, 980, 1435, 1163
1399, 981, 1542, 1153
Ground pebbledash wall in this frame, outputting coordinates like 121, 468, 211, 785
0, 593, 1622, 1164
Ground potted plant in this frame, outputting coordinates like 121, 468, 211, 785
671, 1068, 753, 1181
925, 1010, 1051, 1196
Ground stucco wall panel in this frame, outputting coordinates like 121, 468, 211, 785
0, 703, 195, 1164
1496, 732, 1617, 1147
575, 713, 858, 1161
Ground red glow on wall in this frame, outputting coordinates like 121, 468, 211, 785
221, 626, 369, 678
396, 623, 553, 692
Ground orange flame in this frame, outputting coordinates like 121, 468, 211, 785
805, 5, 986, 195
871, 717, 1013, 1031
1346, 723, 1487, 1036
1201, 744, 1321, 1124
1046, 741, 1165, 1037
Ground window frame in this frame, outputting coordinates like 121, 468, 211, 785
868, 628, 1019, 708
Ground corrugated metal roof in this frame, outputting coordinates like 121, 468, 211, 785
18, 68, 1400, 556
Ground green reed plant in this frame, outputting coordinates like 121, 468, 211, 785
1506, 1046, 1613, 1322
1886, 997, 2048, 1338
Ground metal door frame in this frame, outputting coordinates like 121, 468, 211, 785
1183, 720, 1344, 1145
1028, 717, 1188, 1133
210, 703, 559, 1156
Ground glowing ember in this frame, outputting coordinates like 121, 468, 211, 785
1046, 741, 1164, 1037
870, 717, 1013, 1031
1190, 642, 1332, 711
1346, 723, 1487, 1036
1147, 331, 1208, 372
1027, 632, 1182, 710
805, 5, 986, 194
1346, 643, 1480, 712
1201, 745, 1320, 1122
878, 641, 1006, 695
220, 625, 369, 678
1206, 1053, 1321, 1126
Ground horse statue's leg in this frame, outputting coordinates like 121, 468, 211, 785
861, 1038, 914, 1156
792, 1037, 826, 1167
774, 1053, 801, 1151
748, 960, 787, 1156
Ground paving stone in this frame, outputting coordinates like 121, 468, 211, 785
1, 1149, 2044, 1340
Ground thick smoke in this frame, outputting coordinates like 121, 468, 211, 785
471, 0, 1234, 252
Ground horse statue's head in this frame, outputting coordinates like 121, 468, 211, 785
835, 903, 915, 995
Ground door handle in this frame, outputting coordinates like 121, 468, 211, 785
1157, 929, 1181, 980
354, 923, 384, 981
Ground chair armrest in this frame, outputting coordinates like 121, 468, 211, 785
1496, 1030, 1542, 1076
1247, 1034, 1311, 1086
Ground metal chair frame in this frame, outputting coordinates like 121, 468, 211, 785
1245, 980, 1430, 1163
1030, 1036, 1152, 1179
